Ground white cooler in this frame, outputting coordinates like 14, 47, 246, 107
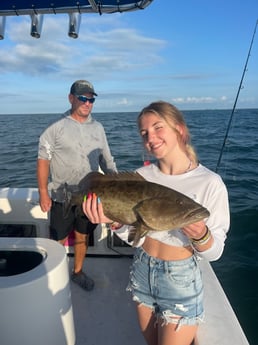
0, 237, 75, 345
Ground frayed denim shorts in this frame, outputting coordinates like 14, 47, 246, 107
127, 247, 204, 327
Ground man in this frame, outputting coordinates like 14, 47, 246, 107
37, 80, 116, 290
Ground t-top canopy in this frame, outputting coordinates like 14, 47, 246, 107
0, 0, 154, 39
0, 0, 154, 16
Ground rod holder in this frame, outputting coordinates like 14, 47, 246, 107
30, 13, 44, 38
68, 12, 81, 38
0, 16, 6, 40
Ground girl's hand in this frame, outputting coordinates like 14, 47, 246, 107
82, 193, 113, 224
182, 220, 207, 240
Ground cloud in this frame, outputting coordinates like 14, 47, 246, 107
117, 98, 129, 105
0, 14, 169, 112
1, 10, 256, 113
171, 96, 228, 105
0, 15, 166, 81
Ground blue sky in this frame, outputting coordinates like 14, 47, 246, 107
0, 0, 258, 114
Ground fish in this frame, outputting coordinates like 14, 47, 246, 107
63, 171, 210, 246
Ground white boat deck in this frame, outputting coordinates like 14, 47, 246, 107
0, 187, 250, 345
69, 256, 143, 345
69, 255, 249, 345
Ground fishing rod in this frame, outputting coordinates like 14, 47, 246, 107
215, 19, 258, 173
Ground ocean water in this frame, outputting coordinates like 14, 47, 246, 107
0, 109, 257, 344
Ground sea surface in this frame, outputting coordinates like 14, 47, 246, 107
0, 109, 257, 344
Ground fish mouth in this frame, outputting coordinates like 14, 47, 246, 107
187, 207, 210, 220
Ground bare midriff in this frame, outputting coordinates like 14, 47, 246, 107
142, 236, 193, 261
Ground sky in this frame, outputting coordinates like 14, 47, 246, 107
0, 0, 258, 114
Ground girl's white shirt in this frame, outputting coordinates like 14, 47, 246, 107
114, 163, 230, 262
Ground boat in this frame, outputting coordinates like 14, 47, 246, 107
0, 187, 250, 344
0, 1, 252, 344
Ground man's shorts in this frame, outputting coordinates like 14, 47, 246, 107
50, 201, 97, 241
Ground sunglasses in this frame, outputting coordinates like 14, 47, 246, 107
76, 95, 95, 104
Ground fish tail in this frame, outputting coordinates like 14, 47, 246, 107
63, 183, 72, 219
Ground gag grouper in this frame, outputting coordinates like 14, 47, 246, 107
64, 171, 210, 246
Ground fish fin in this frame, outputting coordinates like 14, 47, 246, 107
117, 171, 145, 181
128, 224, 149, 247
78, 171, 103, 190
128, 226, 137, 243
78, 171, 145, 190
99, 171, 145, 181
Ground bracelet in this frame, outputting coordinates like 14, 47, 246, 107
191, 226, 211, 246
109, 221, 123, 231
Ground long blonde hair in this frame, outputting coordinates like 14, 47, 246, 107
138, 101, 198, 164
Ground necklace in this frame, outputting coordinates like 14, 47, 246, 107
157, 159, 193, 175
185, 160, 192, 173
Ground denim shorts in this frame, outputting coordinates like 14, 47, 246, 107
127, 247, 204, 327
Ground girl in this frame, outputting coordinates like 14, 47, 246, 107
83, 101, 230, 345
